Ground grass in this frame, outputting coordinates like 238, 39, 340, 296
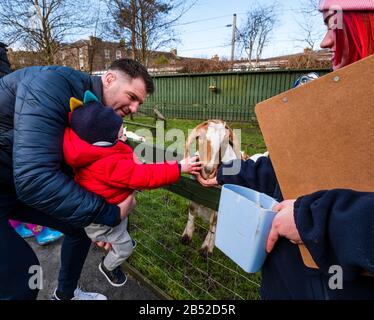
124, 116, 266, 300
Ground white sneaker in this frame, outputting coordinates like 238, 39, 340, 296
52, 287, 107, 300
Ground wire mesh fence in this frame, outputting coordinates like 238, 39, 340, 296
127, 188, 261, 300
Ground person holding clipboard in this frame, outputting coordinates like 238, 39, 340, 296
196, 0, 374, 299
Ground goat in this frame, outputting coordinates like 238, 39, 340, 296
123, 127, 146, 142
181, 120, 242, 257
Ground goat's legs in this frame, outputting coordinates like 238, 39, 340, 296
181, 205, 196, 244
200, 211, 217, 258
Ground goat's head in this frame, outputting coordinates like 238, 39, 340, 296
185, 120, 241, 180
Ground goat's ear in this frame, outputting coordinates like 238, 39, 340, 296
228, 126, 242, 158
185, 127, 200, 158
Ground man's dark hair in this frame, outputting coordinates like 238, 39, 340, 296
0, 42, 12, 77
109, 58, 154, 94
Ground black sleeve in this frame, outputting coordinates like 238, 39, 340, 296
294, 189, 374, 280
216, 157, 278, 197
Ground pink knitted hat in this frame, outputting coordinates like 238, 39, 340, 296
319, 0, 374, 11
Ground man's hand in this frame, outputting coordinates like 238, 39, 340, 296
117, 192, 137, 220
94, 241, 112, 251
94, 193, 137, 252
193, 173, 219, 187
179, 155, 203, 175
266, 200, 302, 253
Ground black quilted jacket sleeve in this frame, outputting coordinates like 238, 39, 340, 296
11, 67, 119, 228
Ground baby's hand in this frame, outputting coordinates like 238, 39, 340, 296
179, 156, 203, 174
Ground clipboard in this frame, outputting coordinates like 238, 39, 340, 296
254, 54, 374, 269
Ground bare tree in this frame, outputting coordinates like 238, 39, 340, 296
293, 0, 324, 50
103, 0, 196, 65
236, 3, 279, 67
302, 0, 319, 13
87, 1, 106, 74
0, 0, 93, 65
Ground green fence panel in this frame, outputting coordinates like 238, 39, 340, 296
142, 69, 331, 122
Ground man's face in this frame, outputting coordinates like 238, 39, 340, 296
102, 71, 147, 117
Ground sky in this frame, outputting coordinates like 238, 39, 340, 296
172, 0, 327, 59
6, 0, 327, 61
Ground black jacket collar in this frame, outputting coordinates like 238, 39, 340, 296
90, 76, 103, 102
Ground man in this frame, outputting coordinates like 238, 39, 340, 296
0, 42, 11, 77
0, 59, 154, 300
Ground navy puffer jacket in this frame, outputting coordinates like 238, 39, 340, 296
0, 66, 120, 227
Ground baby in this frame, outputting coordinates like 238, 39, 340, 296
63, 91, 201, 286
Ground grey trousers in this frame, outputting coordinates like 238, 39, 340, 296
85, 218, 133, 271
